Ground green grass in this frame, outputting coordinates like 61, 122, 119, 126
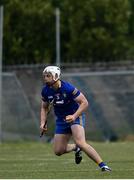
0, 141, 134, 179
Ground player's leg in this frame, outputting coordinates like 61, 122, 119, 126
53, 134, 76, 156
71, 124, 111, 171
71, 124, 102, 163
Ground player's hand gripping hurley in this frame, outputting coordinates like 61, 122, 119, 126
40, 120, 47, 137
40, 99, 54, 137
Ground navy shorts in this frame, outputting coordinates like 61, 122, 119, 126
55, 114, 85, 134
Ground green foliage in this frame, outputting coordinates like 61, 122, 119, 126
127, 0, 134, 57
3, 0, 55, 65
60, 0, 131, 62
3, 0, 134, 65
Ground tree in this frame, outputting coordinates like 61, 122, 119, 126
59, 0, 131, 62
127, 0, 134, 58
3, 0, 133, 65
3, 0, 55, 65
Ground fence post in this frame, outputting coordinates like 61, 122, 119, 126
55, 8, 60, 67
0, 6, 3, 142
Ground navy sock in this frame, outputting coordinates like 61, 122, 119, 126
99, 162, 106, 168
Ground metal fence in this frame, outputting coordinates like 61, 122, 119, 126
1, 72, 39, 141
1, 69, 134, 142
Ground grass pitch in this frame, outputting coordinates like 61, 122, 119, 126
0, 141, 134, 179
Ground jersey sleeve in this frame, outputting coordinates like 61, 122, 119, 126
67, 83, 80, 99
41, 87, 49, 102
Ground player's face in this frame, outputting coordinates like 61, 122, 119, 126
43, 72, 55, 86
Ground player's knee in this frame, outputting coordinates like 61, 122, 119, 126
54, 149, 65, 156
75, 140, 86, 149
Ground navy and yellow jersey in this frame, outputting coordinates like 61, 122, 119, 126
41, 80, 85, 134
41, 80, 80, 120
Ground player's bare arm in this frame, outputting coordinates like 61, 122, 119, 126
65, 93, 88, 123
40, 100, 49, 132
